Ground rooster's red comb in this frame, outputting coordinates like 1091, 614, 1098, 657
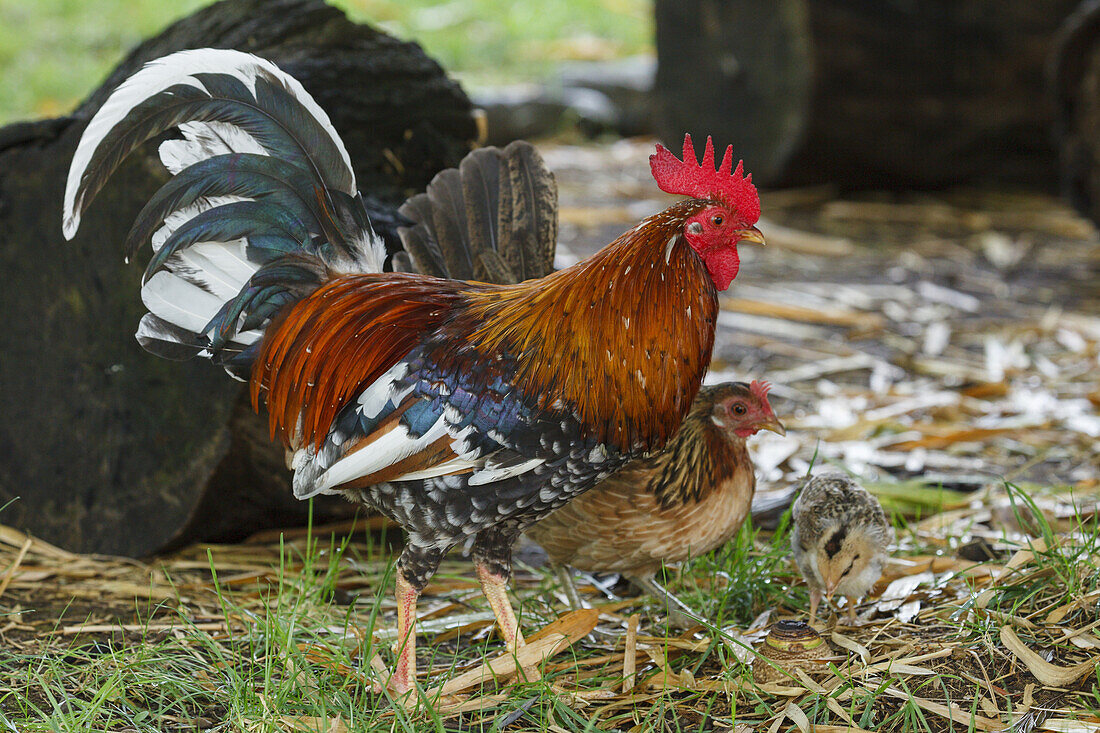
749, 380, 772, 405
650, 134, 760, 225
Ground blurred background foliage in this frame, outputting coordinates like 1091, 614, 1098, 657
0, 0, 652, 125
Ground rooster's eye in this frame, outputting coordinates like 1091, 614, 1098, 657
710, 214, 724, 227
732, 403, 746, 415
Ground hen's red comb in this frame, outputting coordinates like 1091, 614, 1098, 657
749, 380, 772, 405
650, 134, 760, 224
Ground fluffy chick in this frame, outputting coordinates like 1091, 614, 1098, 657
790, 473, 893, 625
526, 381, 783, 627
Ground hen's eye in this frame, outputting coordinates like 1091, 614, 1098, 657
732, 403, 746, 415
711, 214, 724, 227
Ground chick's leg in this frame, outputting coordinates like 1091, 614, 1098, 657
843, 596, 858, 625
808, 588, 823, 627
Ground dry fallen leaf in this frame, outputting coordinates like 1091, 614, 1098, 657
1000, 626, 1098, 688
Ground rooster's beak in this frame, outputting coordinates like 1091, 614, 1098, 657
733, 226, 765, 245
758, 416, 786, 436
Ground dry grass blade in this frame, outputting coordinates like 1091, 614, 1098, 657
785, 700, 813, 732
1001, 626, 1099, 687
874, 685, 1002, 731
623, 612, 639, 693
0, 535, 31, 600
428, 609, 598, 697
0, 525, 75, 559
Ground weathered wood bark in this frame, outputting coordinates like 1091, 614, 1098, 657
655, 0, 1083, 190
0, 0, 478, 556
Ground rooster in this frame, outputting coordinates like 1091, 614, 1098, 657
61, 49, 764, 698
397, 171, 782, 628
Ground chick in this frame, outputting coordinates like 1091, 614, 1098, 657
526, 381, 784, 627
790, 473, 893, 625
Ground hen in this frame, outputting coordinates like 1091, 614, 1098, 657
527, 380, 784, 627
61, 49, 764, 697
790, 473, 893, 625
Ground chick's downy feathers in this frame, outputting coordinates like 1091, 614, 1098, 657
790, 473, 893, 624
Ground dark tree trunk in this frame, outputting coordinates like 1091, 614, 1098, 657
1052, 0, 1100, 226
655, 0, 1083, 190
0, 0, 477, 557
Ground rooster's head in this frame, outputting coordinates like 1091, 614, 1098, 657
650, 134, 763, 290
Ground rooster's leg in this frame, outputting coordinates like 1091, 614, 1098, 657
475, 560, 527, 652
472, 526, 541, 682
391, 573, 418, 697
383, 545, 445, 702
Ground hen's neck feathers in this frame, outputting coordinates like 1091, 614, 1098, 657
458, 200, 719, 452
645, 403, 751, 509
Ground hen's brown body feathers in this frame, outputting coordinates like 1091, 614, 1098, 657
529, 385, 755, 575
527, 382, 782, 625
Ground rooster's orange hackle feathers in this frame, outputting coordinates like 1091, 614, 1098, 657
456, 200, 719, 451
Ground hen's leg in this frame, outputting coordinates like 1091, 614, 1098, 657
629, 573, 705, 629
386, 544, 445, 700
554, 564, 585, 611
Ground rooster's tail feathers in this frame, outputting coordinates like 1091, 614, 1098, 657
398, 140, 557, 283
61, 48, 385, 374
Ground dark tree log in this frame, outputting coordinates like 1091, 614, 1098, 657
0, 0, 477, 556
655, 0, 1083, 190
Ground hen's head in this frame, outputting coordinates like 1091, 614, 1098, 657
651, 134, 763, 290
706, 380, 784, 438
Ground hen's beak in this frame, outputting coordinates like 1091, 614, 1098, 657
734, 226, 765, 245
758, 415, 786, 436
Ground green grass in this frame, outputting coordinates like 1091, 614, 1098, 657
4, 480, 1100, 731
0, 0, 652, 126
